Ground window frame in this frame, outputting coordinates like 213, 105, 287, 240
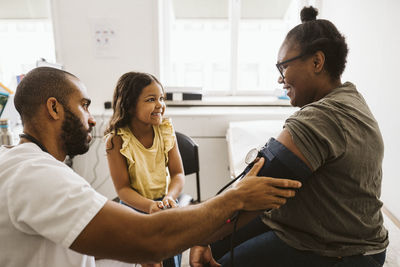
159, 0, 305, 97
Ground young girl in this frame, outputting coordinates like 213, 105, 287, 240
104, 72, 185, 267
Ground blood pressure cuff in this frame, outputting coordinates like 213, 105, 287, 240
244, 137, 312, 183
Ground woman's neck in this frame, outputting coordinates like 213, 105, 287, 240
314, 78, 342, 102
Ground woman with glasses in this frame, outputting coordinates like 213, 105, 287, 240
190, 6, 388, 267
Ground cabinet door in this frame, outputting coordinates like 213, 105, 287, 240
189, 137, 231, 200
72, 138, 117, 200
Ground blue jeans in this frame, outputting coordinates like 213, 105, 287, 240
120, 200, 182, 267
211, 216, 385, 267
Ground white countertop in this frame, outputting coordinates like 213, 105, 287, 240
91, 96, 294, 117
92, 105, 297, 117
165, 95, 291, 107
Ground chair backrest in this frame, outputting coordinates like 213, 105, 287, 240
175, 132, 199, 175
175, 131, 201, 202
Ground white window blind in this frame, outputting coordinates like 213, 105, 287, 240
0, 0, 50, 19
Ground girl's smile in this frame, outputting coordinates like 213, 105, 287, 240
133, 81, 166, 127
151, 111, 162, 117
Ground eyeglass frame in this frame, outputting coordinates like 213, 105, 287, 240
276, 53, 306, 81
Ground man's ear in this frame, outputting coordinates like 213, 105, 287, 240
46, 97, 61, 120
312, 51, 325, 74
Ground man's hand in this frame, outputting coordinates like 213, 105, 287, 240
190, 245, 220, 267
232, 158, 302, 211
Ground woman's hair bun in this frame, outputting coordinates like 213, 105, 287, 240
300, 6, 318, 23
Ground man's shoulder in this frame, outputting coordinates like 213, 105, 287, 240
2, 144, 60, 166
0, 144, 48, 168
1, 144, 80, 187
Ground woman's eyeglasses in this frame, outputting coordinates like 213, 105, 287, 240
276, 54, 305, 81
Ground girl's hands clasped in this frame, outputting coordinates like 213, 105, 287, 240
162, 195, 178, 209
149, 201, 164, 214
149, 196, 178, 213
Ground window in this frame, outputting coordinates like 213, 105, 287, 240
0, 0, 56, 127
160, 0, 303, 96
0, 0, 56, 91
0, 20, 56, 87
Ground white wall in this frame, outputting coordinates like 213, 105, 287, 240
320, 0, 400, 218
50, 0, 159, 111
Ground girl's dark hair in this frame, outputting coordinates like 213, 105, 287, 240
286, 6, 348, 80
104, 72, 163, 136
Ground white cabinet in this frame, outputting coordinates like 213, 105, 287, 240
72, 138, 117, 200
192, 137, 231, 199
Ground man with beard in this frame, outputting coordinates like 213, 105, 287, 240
0, 67, 302, 267
61, 104, 93, 156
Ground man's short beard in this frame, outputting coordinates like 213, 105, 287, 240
61, 106, 91, 157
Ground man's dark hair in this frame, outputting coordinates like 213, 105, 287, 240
14, 67, 77, 121
286, 6, 349, 80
